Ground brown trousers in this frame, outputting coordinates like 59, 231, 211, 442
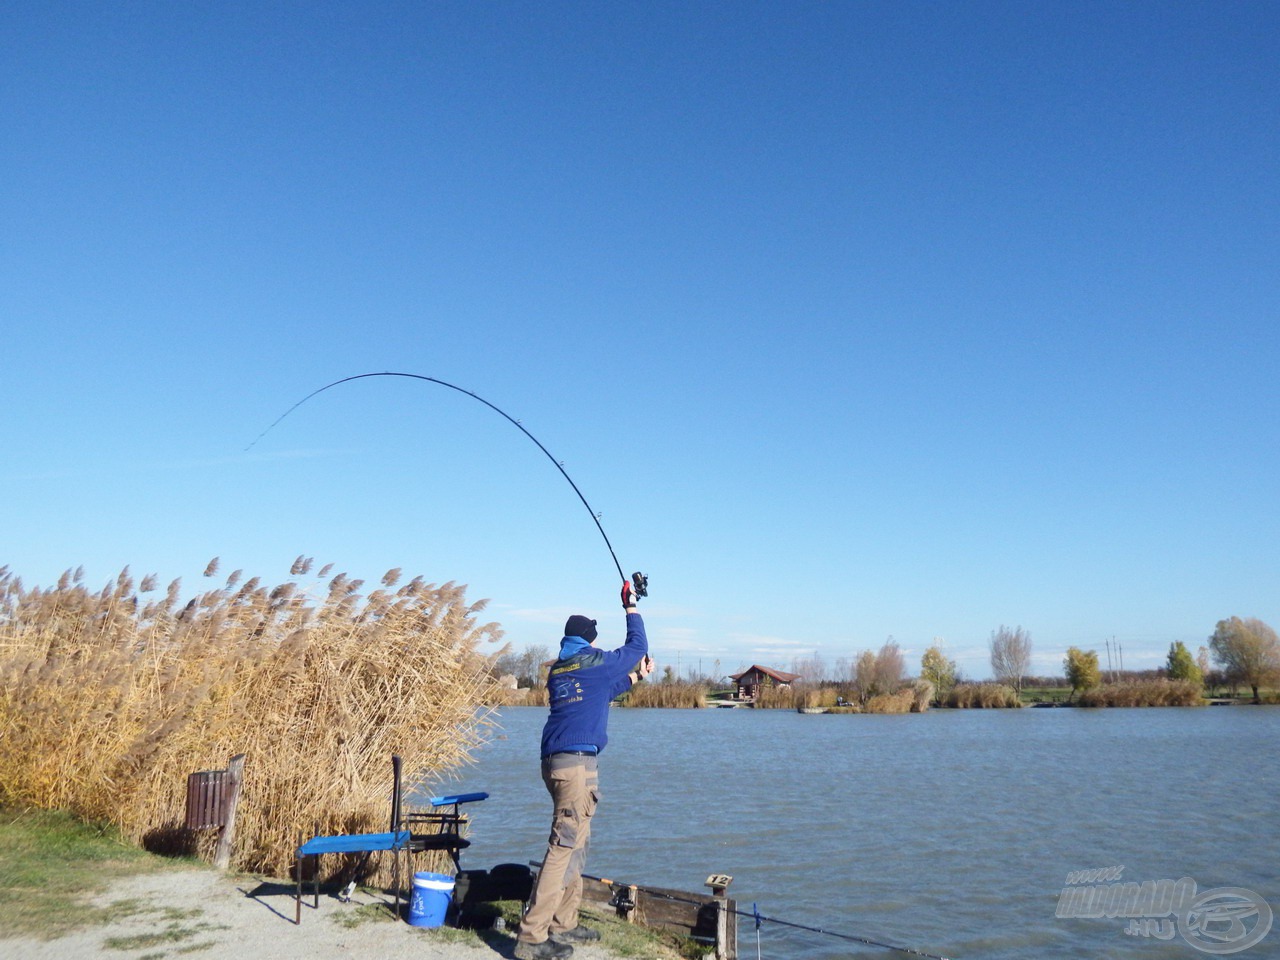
517, 753, 599, 943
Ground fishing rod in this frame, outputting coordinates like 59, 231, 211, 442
246, 372, 647, 597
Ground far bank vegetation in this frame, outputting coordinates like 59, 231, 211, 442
1076, 679, 1203, 707
625, 677, 709, 708
752, 641, 937, 713
484, 645, 710, 707
485, 616, 1280, 711
944, 682, 1022, 708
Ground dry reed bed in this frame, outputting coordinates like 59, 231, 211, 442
623, 681, 707, 708
943, 682, 1023, 708
0, 559, 505, 880
755, 681, 935, 713
1076, 679, 1204, 707
486, 685, 546, 707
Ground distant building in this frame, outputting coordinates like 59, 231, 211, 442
730, 664, 802, 701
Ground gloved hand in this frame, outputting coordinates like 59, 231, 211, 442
621, 579, 640, 609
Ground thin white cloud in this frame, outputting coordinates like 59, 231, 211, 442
9, 447, 347, 482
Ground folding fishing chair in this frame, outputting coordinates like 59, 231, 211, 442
293, 756, 487, 924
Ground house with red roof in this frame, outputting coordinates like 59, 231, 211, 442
729, 664, 802, 701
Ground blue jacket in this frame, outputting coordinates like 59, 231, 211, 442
540, 612, 648, 757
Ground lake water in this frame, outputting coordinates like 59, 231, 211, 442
423, 706, 1279, 960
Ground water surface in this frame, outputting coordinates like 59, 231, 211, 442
425, 706, 1279, 959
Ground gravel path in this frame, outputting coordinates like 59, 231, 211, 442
4, 866, 624, 960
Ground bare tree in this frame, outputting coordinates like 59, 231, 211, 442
833, 656, 855, 683
989, 625, 1032, 696
873, 639, 905, 695
488, 643, 520, 683
512, 644, 551, 687
791, 650, 827, 684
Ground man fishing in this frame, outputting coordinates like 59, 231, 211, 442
515, 579, 654, 960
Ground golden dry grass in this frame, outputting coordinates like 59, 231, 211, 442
750, 683, 796, 709
1076, 679, 1204, 707
0, 559, 505, 880
944, 682, 1023, 708
622, 681, 707, 708
484, 685, 543, 706
862, 690, 915, 713
755, 682, 935, 713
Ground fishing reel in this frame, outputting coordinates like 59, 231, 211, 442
608, 882, 637, 918
631, 571, 648, 599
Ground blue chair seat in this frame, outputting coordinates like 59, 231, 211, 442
297, 830, 410, 857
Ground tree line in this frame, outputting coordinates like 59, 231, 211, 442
486, 616, 1280, 706
1059, 617, 1279, 702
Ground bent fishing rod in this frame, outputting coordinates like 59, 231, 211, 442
247, 371, 647, 597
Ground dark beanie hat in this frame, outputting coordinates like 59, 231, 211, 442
564, 615, 598, 642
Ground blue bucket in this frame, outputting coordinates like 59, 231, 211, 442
408, 871, 455, 928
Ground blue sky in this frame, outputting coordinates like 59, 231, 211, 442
3, 1, 1277, 680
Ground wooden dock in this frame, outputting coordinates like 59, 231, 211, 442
578, 871, 737, 959
454, 862, 737, 959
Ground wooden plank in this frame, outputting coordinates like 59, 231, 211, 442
522, 863, 736, 959
579, 874, 735, 957
213, 754, 245, 869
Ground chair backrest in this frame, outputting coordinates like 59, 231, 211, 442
391, 755, 404, 831
390, 754, 488, 825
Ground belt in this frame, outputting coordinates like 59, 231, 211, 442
550, 749, 597, 757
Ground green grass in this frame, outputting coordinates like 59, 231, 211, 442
322, 897, 695, 958
0, 808, 196, 940
1019, 686, 1071, 703
328, 895, 399, 929
103, 918, 226, 951
456, 900, 695, 959
0, 809, 725, 959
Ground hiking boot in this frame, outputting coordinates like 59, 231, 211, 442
514, 938, 574, 960
551, 925, 601, 943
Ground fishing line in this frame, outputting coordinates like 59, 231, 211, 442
246, 371, 638, 588
735, 905, 953, 960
